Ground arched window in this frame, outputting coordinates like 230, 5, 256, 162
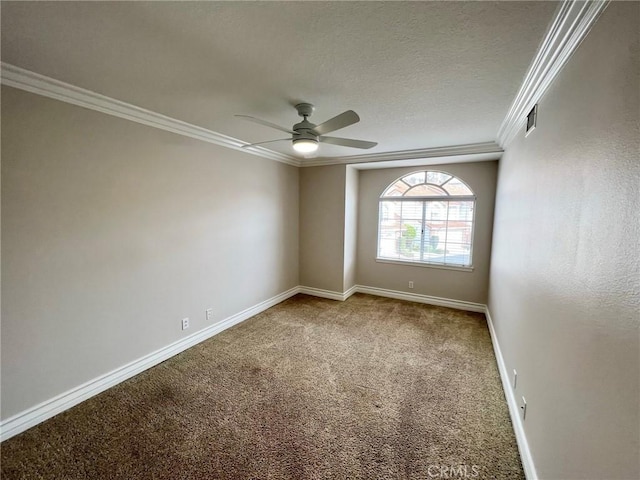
377, 170, 475, 268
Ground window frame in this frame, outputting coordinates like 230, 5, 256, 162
376, 170, 477, 271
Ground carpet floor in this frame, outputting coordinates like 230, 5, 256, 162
1, 293, 524, 479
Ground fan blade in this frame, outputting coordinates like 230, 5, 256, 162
312, 110, 360, 135
319, 136, 377, 149
241, 138, 289, 148
235, 115, 296, 135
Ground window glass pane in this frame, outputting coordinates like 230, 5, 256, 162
444, 222, 473, 245
378, 224, 400, 258
379, 200, 400, 222
445, 254, 471, 266
423, 220, 446, 260
401, 201, 423, 220
405, 184, 446, 197
382, 180, 409, 197
426, 171, 452, 185
424, 201, 447, 221
447, 201, 474, 221
378, 201, 424, 261
399, 202, 422, 260
443, 244, 471, 266
442, 177, 473, 196
402, 171, 425, 186
424, 220, 447, 231
399, 221, 421, 260
378, 201, 401, 259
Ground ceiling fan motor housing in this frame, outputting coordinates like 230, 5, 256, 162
292, 106, 319, 152
293, 103, 319, 141
292, 124, 319, 152
293, 119, 318, 140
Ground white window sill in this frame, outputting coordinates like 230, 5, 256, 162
376, 258, 474, 272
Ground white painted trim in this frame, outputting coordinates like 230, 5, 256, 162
484, 307, 537, 480
497, 0, 609, 147
2, 0, 611, 169
0, 64, 505, 169
298, 286, 347, 301
0, 286, 301, 442
299, 284, 485, 312
375, 258, 474, 272
0, 281, 531, 480
0, 63, 300, 167
343, 284, 358, 300
297, 285, 358, 302
304, 143, 503, 168
354, 285, 485, 313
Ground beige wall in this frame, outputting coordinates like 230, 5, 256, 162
1, 86, 299, 420
357, 162, 498, 304
488, 3, 639, 479
343, 166, 358, 291
299, 164, 346, 292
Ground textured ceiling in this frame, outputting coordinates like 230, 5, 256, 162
1, 1, 558, 159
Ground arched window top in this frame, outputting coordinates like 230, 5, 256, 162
381, 170, 474, 198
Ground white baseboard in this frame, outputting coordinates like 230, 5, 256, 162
298, 284, 484, 313
0, 286, 300, 442
355, 285, 486, 312
1, 284, 533, 480
298, 286, 348, 301
343, 284, 358, 300
484, 307, 537, 480
298, 285, 358, 301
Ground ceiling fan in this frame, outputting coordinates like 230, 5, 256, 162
235, 103, 377, 154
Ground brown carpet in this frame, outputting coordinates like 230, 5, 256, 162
1, 293, 524, 479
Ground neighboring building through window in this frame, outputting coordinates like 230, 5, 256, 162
377, 170, 475, 268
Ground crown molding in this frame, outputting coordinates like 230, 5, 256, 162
302, 142, 503, 168
0, 63, 301, 167
497, 0, 609, 147
1, 0, 611, 169
1, 64, 502, 169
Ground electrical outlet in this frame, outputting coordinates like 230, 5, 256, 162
408, 281, 414, 289
206, 308, 213, 321
520, 396, 527, 420
513, 369, 518, 389
181, 318, 190, 330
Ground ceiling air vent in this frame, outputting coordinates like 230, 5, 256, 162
525, 104, 537, 137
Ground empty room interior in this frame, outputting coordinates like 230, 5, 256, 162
1, 1, 638, 479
